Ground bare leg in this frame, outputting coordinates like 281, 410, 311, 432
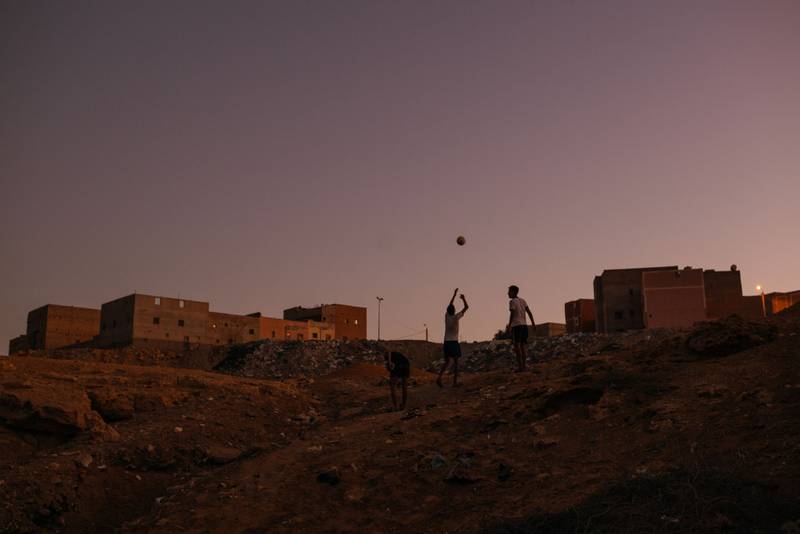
401, 378, 408, 409
437, 357, 451, 387
520, 343, 528, 371
453, 358, 459, 386
390, 378, 398, 410
514, 343, 526, 372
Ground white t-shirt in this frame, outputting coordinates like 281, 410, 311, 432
444, 311, 464, 341
509, 297, 529, 327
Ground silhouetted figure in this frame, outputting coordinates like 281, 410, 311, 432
506, 285, 535, 372
438, 287, 468, 387
384, 350, 409, 410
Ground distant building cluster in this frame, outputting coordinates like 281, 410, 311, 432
565, 265, 799, 333
8, 293, 366, 354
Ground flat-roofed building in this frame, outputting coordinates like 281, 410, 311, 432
19, 304, 101, 351
283, 304, 367, 340
593, 266, 678, 333
564, 299, 595, 333
643, 268, 707, 328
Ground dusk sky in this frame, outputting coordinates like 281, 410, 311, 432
1, 1, 799, 349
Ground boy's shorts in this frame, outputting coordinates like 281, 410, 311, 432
512, 325, 529, 344
443, 340, 462, 358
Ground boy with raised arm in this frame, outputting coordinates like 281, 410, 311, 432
437, 287, 468, 387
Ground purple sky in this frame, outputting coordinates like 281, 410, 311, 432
2, 1, 799, 349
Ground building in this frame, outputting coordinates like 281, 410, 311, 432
531, 322, 566, 337
283, 304, 367, 341
765, 290, 800, 315
642, 268, 707, 329
564, 299, 595, 333
10, 304, 101, 352
593, 266, 678, 333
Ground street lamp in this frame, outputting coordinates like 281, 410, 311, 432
424, 323, 428, 342
376, 297, 384, 340
756, 285, 766, 317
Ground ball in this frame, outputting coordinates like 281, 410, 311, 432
456, 235, 466, 246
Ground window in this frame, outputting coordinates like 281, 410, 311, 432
614, 311, 624, 320
165, 332, 170, 338
179, 300, 185, 308
101, 323, 106, 332
178, 319, 185, 327
184, 336, 189, 342
628, 289, 634, 296
216, 339, 220, 344
112, 320, 117, 328
249, 329, 255, 335
345, 319, 350, 325
155, 297, 161, 305
212, 323, 217, 329
228, 338, 233, 344
312, 332, 318, 339
325, 335, 331, 340
354, 319, 358, 325
629, 309, 635, 317
153, 317, 160, 325
271, 330, 276, 338
298, 334, 304, 340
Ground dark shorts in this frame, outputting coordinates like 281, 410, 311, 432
389, 352, 410, 379
512, 325, 529, 344
443, 340, 462, 358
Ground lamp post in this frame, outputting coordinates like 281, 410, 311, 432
756, 285, 766, 318
424, 323, 428, 342
376, 296, 384, 340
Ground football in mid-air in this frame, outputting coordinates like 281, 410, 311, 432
456, 235, 466, 246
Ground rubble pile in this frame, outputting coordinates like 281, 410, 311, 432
686, 316, 777, 357
428, 329, 680, 373
214, 339, 440, 379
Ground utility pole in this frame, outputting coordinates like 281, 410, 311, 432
376, 296, 384, 340
757, 285, 766, 318
424, 323, 428, 342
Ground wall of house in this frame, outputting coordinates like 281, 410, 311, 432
206, 312, 260, 346
704, 269, 745, 320
132, 294, 209, 346
97, 295, 136, 347
594, 266, 678, 332
564, 299, 595, 333
767, 290, 800, 315
8, 335, 29, 354
322, 304, 367, 340
643, 269, 707, 328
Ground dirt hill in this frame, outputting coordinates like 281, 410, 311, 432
1, 316, 799, 532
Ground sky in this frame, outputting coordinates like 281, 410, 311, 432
1, 0, 799, 350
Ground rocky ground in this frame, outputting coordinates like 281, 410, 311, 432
1, 312, 799, 532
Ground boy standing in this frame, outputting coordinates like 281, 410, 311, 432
437, 288, 469, 387
506, 285, 536, 372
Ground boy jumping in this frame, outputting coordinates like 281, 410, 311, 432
437, 287, 469, 387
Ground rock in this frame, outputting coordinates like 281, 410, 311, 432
533, 438, 559, 449
75, 454, 93, 469
0, 381, 93, 435
430, 454, 446, 470
316, 470, 341, 486
88, 391, 134, 421
205, 445, 244, 465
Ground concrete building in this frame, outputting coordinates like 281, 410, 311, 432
9, 304, 101, 353
283, 304, 367, 341
531, 322, 566, 337
564, 299, 595, 333
642, 268, 707, 328
593, 266, 678, 333
765, 290, 800, 315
